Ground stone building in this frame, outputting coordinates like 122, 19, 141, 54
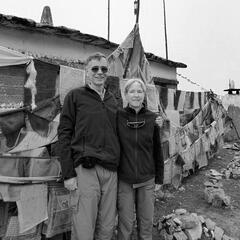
0, 7, 187, 108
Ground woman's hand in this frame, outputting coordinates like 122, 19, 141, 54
64, 177, 78, 191
155, 116, 164, 128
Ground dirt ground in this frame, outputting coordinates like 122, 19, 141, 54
151, 146, 240, 240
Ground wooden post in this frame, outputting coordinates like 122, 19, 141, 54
108, 0, 110, 41
163, 0, 168, 60
134, 0, 140, 24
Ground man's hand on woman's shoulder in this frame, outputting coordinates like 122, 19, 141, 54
155, 115, 164, 128
64, 177, 78, 191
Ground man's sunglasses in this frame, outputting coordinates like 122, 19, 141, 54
91, 66, 108, 74
127, 120, 145, 129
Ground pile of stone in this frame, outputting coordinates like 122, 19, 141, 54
155, 189, 174, 201
204, 169, 230, 207
221, 152, 240, 179
156, 208, 235, 240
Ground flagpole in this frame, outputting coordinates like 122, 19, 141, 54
163, 0, 168, 60
134, 0, 140, 24
107, 0, 110, 41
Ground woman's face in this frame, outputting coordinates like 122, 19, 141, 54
125, 82, 145, 109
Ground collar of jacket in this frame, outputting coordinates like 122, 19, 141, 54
124, 104, 147, 115
85, 84, 112, 101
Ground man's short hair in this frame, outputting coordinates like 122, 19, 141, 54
85, 52, 107, 67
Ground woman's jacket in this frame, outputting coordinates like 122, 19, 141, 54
117, 106, 164, 184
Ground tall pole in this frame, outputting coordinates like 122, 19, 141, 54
108, 0, 110, 41
134, 0, 140, 24
163, 0, 168, 60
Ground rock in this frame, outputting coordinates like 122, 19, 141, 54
178, 186, 185, 192
209, 175, 222, 181
159, 229, 174, 240
173, 217, 182, 226
210, 230, 214, 239
157, 220, 163, 230
232, 172, 240, 179
165, 192, 174, 198
203, 226, 210, 237
164, 213, 175, 220
209, 169, 223, 176
175, 208, 187, 215
204, 188, 213, 203
184, 219, 202, 240
205, 218, 216, 231
179, 213, 199, 229
204, 181, 222, 188
204, 187, 226, 206
175, 226, 182, 232
223, 195, 231, 206
212, 194, 224, 207
165, 219, 177, 235
222, 234, 236, 240
214, 226, 224, 240
224, 169, 231, 179
173, 231, 188, 240
155, 189, 165, 199
200, 235, 212, 240
198, 215, 205, 223
204, 181, 215, 187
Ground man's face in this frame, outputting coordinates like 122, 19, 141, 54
86, 57, 108, 87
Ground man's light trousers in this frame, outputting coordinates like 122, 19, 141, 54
70, 165, 117, 240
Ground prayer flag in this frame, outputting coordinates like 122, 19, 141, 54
108, 24, 152, 83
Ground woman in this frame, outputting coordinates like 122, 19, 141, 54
117, 78, 164, 240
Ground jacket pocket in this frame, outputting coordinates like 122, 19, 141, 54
72, 135, 86, 158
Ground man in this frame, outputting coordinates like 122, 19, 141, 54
58, 52, 120, 240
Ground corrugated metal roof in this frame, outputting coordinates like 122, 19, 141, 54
0, 13, 187, 68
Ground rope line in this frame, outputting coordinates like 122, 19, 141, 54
177, 73, 209, 92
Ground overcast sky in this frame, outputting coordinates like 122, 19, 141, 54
1, 0, 240, 94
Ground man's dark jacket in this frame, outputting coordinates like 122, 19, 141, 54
58, 85, 120, 180
117, 106, 164, 184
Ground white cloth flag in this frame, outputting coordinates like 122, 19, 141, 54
0, 45, 32, 66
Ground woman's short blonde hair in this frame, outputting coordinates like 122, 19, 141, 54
123, 78, 146, 96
